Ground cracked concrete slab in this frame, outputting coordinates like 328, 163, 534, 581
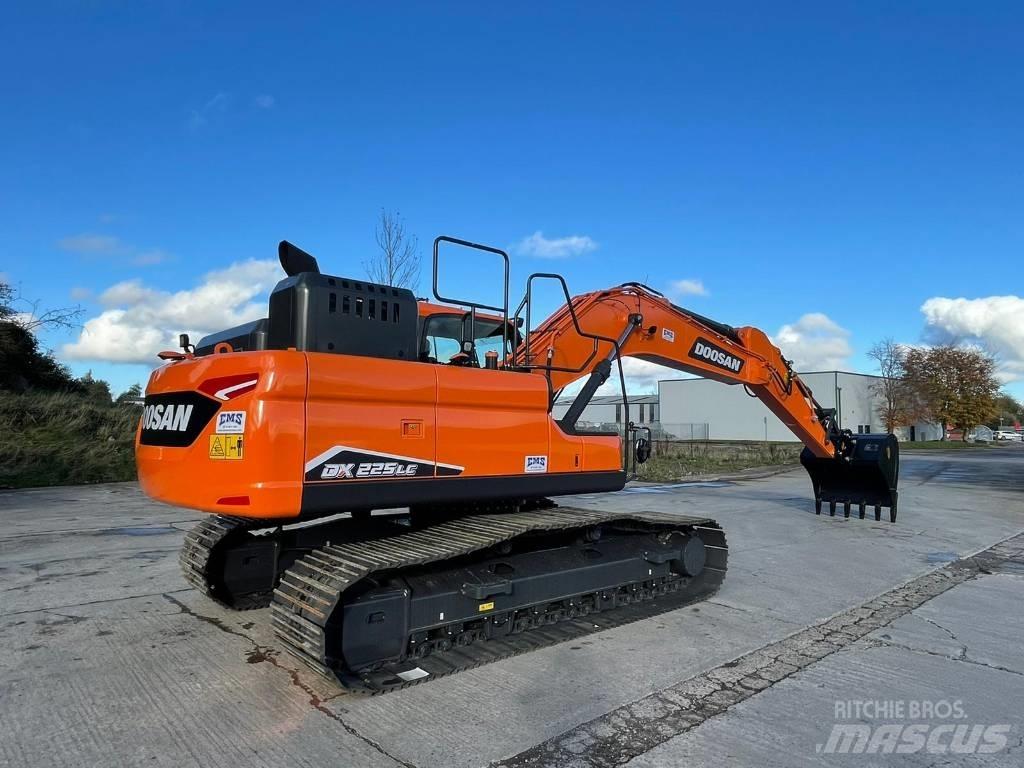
493, 530, 1024, 767
622, 572, 1024, 768
868, 573, 1024, 679
1, 447, 1022, 768
0, 592, 406, 768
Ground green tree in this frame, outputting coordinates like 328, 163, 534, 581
0, 282, 15, 320
115, 383, 144, 404
903, 345, 1000, 440
992, 392, 1023, 428
0, 279, 84, 393
78, 370, 113, 405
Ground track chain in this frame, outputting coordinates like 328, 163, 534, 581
270, 506, 728, 694
178, 515, 273, 610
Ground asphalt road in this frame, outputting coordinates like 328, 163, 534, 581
1, 446, 1022, 768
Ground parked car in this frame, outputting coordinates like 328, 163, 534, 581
993, 429, 1023, 442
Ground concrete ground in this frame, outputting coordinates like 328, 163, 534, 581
1, 446, 1022, 768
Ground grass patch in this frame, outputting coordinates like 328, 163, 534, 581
0, 392, 139, 488
636, 441, 803, 483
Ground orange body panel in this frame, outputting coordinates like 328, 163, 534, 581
138, 346, 625, 521
435, 366, 549, 475
135, 350, 307, 519
305, 353, 439, 475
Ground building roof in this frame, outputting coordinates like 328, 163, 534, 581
554, 394, 658, 405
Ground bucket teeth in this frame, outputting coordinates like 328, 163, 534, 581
800, 434, 900, 524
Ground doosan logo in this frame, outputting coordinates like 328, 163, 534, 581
142, 403, 194, 432
689, 339, 744, 373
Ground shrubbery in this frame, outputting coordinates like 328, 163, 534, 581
0, 392, 139, 488
0, 281, 142, 488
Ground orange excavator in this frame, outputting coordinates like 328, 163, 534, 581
137, 237, 899, 692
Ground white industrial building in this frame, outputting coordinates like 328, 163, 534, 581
658, 371, 943, 442
552, 394, 659, 427
552, 371, 942, 442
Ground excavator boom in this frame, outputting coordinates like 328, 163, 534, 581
519, 282, 836, 456
515, 281, 899, 519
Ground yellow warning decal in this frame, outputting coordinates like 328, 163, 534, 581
478, 601, 495, 612
209, 434, 244, 460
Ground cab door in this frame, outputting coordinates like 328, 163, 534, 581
434, 366, 549, 478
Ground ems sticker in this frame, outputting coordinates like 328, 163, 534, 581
662, 327, 676, 342
215, 411, 246, 434
525, 455, 548, 473
209, 434, 244, 460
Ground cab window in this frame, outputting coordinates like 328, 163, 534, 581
421, 313, 512, 366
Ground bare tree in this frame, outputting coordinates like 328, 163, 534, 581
364, 209, 421, 289
867, 338, 915, 433
1, 279, 84, 392
1, 280, 83, 332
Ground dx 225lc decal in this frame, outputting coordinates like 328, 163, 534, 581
304, 446, 464, 483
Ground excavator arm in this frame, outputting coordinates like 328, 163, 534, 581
516, 282, 900, 520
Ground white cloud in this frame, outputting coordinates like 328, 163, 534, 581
669, 279, 708, 297
58, 234, 127, 255
188, 92, 229, 132
63, 259, 282, 364
132, 249, 171, 266
69, 286, 92, 300
99, 279, 160, 307
255, 94, 275, 109
57, 234, 170, 267
512, 231, 598, 259
921, 295, 1024, 383
594, 357, 682, 395
773, 312, 853, 371
553, 358, 686, 399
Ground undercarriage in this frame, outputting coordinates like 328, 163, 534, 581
180, 503, 728, 693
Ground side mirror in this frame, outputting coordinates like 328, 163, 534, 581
179, 333, 194, 353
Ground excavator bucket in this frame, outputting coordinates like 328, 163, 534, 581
800, 434, 900, 522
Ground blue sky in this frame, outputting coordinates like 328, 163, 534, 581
3, 2, 1022, 396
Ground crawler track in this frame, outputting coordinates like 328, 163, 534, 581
270, 506, 728, 694
179, 515, 274, 609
